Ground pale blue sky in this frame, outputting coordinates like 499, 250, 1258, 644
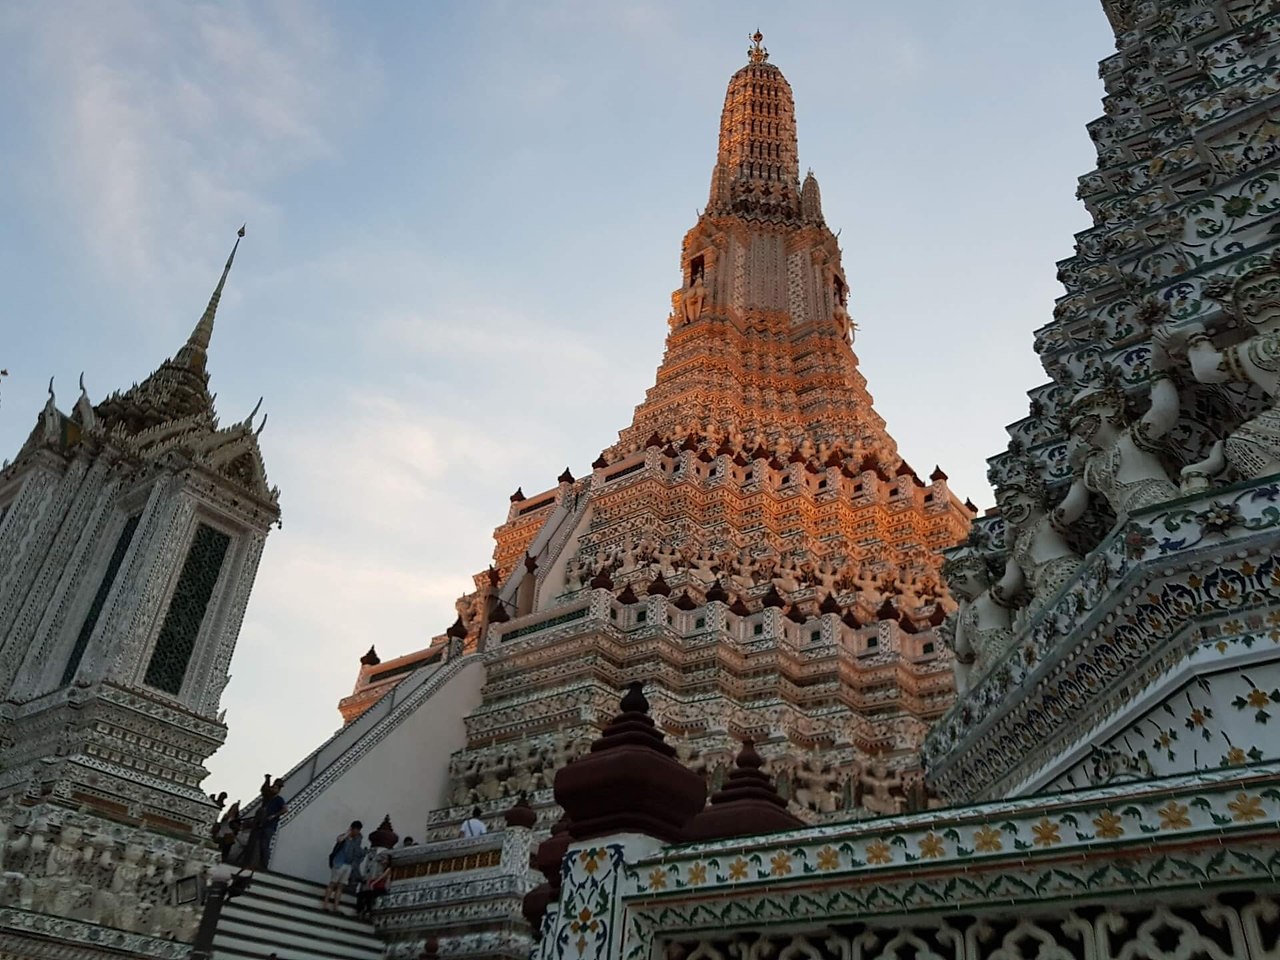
0, 2, 1113, 806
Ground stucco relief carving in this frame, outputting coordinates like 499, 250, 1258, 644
0, 804, 209, 942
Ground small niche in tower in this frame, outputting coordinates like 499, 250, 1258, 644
689, 255, 705, 285
833, 275, 846, 305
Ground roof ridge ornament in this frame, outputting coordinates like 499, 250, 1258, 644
748, 29, 768, 64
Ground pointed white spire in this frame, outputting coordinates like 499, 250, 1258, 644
176, 225, 245, 371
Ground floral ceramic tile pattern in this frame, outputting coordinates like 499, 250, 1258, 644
625, 764, 1280, 895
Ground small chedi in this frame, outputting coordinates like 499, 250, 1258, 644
0, 230, 280, 958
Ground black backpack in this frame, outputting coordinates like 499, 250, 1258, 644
328, 837, 345, 868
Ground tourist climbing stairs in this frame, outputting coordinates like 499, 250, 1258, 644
211, 870, 385, 960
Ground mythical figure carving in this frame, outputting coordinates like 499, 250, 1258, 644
1158, 254, 1280, 481
564, 555, 585, 592
681, 273, 706, 324
991, 457, 1085, 619
941, 551, 1012, 691
785, 754, 844, 815
859, 758, 904, 816
41, 824, 89, 917
1059, 353, 1180, 518
93, 843, 149, 931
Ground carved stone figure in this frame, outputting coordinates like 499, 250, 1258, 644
688, 544, 717, 582
1159, 255, 1280, 480
42, 824, 88, 917
941, 552, 1012, 691
93, 843, 148, 931
992, 457, 1085, 619
859, 759, 904, 816
616, 535, 638, 575
681, 274, 706, 324
653, 541, 681, 576
1060, 355, 1180, 517
814, 558, 840, 593
564, 555, 585, 592
850, 562, 882, 601
774, 555, 802, 593
834, 300, 852, 342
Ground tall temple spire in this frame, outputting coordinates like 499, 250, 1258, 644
94, 226, 247, 433
174, 225, 245, 374
709, 33, 800, 221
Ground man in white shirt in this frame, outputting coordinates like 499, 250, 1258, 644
460, 806, 487, 838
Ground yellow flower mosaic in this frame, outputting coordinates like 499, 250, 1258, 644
1092, 809, 1124, 839
866, 840, 892, 865
1157, 800, 1191, 830
918, 833, 945, 858
1031, 817, 1062, 847
1228, 792, 1264, 822
973, 825, 1003, 852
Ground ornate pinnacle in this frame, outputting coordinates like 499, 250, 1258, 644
748, 30, 768, 64
176, 225, 245, 373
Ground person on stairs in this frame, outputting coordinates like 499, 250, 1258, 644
356, 850, 391, 921
323, 820, 365, 913
460, 806, 487, 838
256, 779, 287, 869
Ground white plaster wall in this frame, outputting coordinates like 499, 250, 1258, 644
269, 659, 486, 882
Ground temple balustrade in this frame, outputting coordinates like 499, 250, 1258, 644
377, 822, 537, 960
532, 763, 1280, 960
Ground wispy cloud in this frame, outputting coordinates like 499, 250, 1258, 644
14, 0, 382, 297
207, 389, 513, 795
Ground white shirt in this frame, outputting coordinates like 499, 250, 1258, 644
460, 817, 487, 838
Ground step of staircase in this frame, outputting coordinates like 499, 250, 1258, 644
211, 870, 385, 960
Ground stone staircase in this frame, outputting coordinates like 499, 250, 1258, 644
212, 870, 385, 960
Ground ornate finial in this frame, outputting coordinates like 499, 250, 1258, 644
177, 226, 246, 371
748, 30, 768, 64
